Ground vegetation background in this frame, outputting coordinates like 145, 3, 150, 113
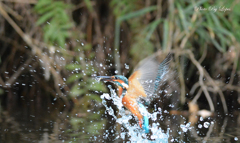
0, 0, 240, 142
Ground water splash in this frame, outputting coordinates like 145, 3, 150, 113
101, 85, 169, 142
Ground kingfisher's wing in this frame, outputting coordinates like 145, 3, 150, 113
128, 53, 172, 99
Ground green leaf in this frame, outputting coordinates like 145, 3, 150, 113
86, 94, 102, 103
210, 38, 225, 53
36, 10, 56, 25
65, 64, 82, 70
56, 33, 66, 48
118, 6, 157, 21
44, 23, 58, 43
176, 2, 188, 32
185, 0, 208, 13
34, 0, 52, 10
60, 23, 74, 29
36, 3, 57, 14
210, 12, 221, 28
88, 81, 107, 92
35, 0, 73, 48
83, 43, 92, 51
84, 0, 93, 12
162, 20, 169, 50
70, 117, 84, 126
145, 19, 162, 40
67, 73, 83, 83
70, 84, 87, 97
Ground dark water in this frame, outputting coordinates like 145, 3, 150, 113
0, 98, 240, 143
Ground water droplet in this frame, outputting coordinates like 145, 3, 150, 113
204, 122, 210, 128
124, 63, 129, 69
234, 137, 238, 141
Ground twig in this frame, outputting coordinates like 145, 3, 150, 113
219, 117, 228, 138
198, 43, 207, 64
0, 2, 24, 36
222, 84, 240, 92
156, 0, 162, 19
202, 68, 228, 114
190, 82, 200, 95
185, 49, 228, 114
191, 87, 202, 104
175, 53, 186, 105
186, 50, 215, 112
0, 2, 70, 105
217, 90, 228, 114
0, 0, 37, 4
1, 3, 23, 20
229, 47, 238, 85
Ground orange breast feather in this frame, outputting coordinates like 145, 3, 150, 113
127, 70, 147, 99
122, 95, 143, 126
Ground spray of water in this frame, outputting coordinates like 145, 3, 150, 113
101, 85, 169, 142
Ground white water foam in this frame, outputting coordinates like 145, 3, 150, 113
101, 85, 169, 142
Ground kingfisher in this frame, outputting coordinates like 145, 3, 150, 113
96, 53, 172, 133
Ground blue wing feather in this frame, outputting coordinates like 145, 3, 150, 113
154, 53, 172, 93
133, 53, 172, 98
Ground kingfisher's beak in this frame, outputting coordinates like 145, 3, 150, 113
95, 76, 113, 82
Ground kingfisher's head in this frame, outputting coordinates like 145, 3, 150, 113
96, 75, 129, 89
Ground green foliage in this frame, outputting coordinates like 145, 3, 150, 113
173, 0, 236, 52
130, 33, 155, 62
35, 0, 73, 48
65, 46, 107, 105
110, 0, 138, 16
84, 0, 93, 12
112, 5, 158, 65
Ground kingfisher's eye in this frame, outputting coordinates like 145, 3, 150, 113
115, 76, 118, 79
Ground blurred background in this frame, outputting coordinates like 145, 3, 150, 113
0, 0, 240, 142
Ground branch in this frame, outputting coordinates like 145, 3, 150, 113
0, 2, 70, 104
0, 0, 37, 4
191, 87, 202, 104
186, 50, 215, 112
